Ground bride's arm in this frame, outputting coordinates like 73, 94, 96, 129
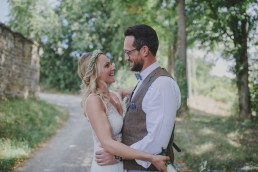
85, 95, 168, 172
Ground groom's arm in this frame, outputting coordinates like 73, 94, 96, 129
130, 77, 179, 168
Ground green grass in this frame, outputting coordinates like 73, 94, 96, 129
174, 108, 258, 172
0, 98, 69, 172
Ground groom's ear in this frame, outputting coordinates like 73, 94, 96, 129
141, 45, 149, 57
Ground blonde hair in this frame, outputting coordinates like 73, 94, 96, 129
78, 52, 109, 110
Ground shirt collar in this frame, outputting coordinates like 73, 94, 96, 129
140, 62, 159, 81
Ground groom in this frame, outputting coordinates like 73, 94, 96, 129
96, 24, 181, 171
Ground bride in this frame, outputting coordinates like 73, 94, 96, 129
78, 49, 169, 172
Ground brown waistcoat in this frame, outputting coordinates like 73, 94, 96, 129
122, 67, 175, 171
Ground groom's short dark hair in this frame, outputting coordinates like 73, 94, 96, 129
124, 24, 159, 56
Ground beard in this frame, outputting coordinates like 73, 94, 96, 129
131, 59, 144, 72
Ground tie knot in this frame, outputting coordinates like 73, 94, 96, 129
135, 73, 142, 80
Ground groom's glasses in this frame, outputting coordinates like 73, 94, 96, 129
124, 48, 137, 57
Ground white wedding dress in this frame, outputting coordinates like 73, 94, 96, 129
86, 92, 124, 172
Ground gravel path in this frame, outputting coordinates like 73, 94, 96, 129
14, 93, 93, 172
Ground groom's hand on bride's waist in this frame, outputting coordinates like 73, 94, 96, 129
95, 149, 118, 166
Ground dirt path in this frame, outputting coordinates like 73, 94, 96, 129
14, 93, 93, 172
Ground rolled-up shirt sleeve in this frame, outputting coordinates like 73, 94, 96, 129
130, 76, 181, 168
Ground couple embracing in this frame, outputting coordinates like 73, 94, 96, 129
78, 24, 181, 172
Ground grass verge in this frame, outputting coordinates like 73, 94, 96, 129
174, 108, 258, 172
0, 97, 69, 172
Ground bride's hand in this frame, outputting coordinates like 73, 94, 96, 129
150, 154, 169, 172
95, 149, 118, 166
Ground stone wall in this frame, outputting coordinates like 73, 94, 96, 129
0, 23, 40, 99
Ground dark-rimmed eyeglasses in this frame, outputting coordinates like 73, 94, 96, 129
124, 48, 137, 57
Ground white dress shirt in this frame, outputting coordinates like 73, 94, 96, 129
130, 62, 181, 168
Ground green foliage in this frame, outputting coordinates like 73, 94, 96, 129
8, 0, 148, 91
8, 0, 58, 43
40, 44, 81, 91
250, 83, 258, 118
111, 66, 137, 90
249, 58, 258, 118
187, 0, 258, 117
192, 58, 237, 104
187, 0, 257, 49
7, 0, 180, 91
0, 98, 69, 172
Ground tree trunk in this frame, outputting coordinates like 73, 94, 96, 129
167, 35, 177, 77
167, 40, 173, 75
175, 0, 188, 114
234, 19, 251, 118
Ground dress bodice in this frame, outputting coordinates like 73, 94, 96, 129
86, 92, 124, 148
91, 102, 124, 146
